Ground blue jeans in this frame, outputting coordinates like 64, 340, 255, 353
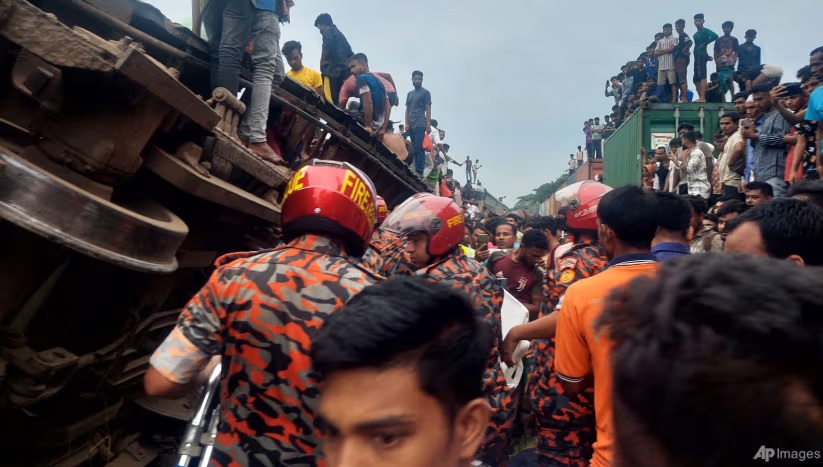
764, 176, 787, 198
409, 127, 427, 175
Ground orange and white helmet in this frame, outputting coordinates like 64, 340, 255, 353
554, 181, 613, 231
382, 193, 464, 256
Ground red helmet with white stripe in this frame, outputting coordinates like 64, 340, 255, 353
382, 193, 464, 256
554, 181, 613, 231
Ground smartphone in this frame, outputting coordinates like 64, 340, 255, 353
740, 118, 751, 128
783, 82, 803, 97
477, 233, 489, 246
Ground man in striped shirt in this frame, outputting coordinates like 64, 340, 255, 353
654, 23, 679, 103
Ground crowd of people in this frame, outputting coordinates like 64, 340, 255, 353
144, 155, 823, 466
641, 46, 822, 205
142, 3, 823, 466
197, 1, 476, 200
573, 14, 788, 169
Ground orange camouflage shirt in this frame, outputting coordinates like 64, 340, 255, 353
150, 234, 380, 466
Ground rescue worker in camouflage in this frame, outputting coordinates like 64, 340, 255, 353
361, 195, 391, 273
502, 181, 612, 466
144, 160, 382, 467
381, 194, 517, 466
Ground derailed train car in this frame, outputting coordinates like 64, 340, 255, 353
0, 0, 426, 464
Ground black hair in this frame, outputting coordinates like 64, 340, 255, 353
744, 181, 774, 197
751, 83, 775, 93
598, 254, 823, 467
472, 223, 490, 235
675, 19, 686, 26
505, 213, 521, 222
617, 72, 625, 80
681, 131, 698, 145
722, 20, 734, 28
431, 119, 439, 128
745, 29, 757, 37
611, 76, 618, 81
677, 123, 695, 132
412, 70, 424, 78
663, 23, 673, 29
726, 199, 823, 265
720, 112, 741, 123
787, 179, 823, 210
654, 193, 691, 237
716, 199, 747, 217
693, 131, 704, 140
494, 221, 515, 236
811, 46, 823, 56
282, 40, 302, 56
704, 213, 718, 223
732, 91, 750, 101
312, 276, 492, 418
314, 13, 333, 27
669, 137, 682, 147
525, 216, 559, 237
521, 229, 549, 250
598, 186, 658, 249
653, 34, 663, 41
693, 13, 704, 20
797, 66, 813, 83
684, 195, 708, 216
348, 52, 368, 65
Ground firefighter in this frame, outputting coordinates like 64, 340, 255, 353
381, 193, 516, 466
143, 159, 382, 466
502, 180, 612, 467
362, 195, 391, 272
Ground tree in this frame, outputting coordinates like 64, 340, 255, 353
512, 174, 568, 211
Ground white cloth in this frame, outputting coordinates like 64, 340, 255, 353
656, 34, 678, 70
684, 147, 711, 198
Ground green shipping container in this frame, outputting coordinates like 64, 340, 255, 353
603, 103, 735, 188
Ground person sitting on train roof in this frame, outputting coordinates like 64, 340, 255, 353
338, 72, 398, 109
282, 40, 323, 95
346, 53, 390, 138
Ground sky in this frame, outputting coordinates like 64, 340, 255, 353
150, 0, 822, 206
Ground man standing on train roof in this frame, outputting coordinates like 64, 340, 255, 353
143, 159, 382, 466
315, 13, 354, 105
380, 193, 517, 466
199, 0, 289, 165
502, 180, 612, 467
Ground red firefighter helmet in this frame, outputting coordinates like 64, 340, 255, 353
376, 196, 389, 225
554, 180, 613, 231
382, 193, 464, 257
281, 159, 378, 256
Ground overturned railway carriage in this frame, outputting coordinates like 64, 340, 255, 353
0, 0, 426, 464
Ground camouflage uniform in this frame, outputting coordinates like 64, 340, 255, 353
415, 253, 517, 466
377, 233, 417, 277
149, 234, 380, 466
525, 241, 607, 466
361, 229, 395, 273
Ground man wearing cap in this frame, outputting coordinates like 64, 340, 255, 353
502, 181, 612, 467
381, 194, 517, 466
143, 160, 381, 465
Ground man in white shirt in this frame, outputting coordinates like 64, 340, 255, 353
677, 131, 711, 199
717, 113, 745, 199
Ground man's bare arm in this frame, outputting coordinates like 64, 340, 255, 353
425, 104, 432, 133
